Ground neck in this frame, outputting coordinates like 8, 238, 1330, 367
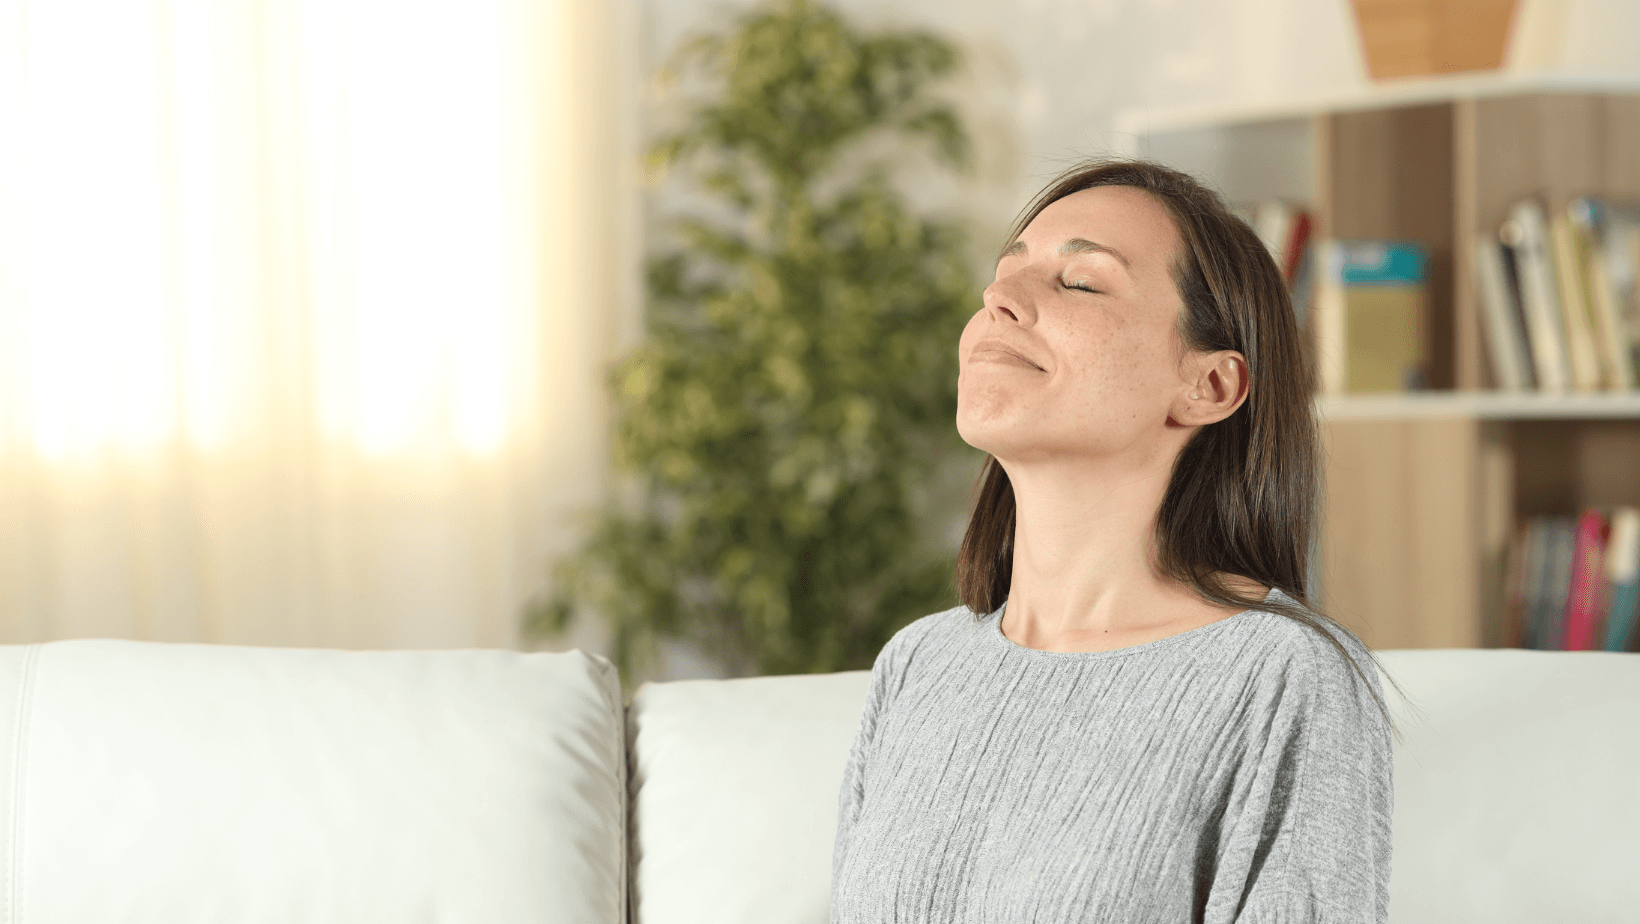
1000, 445, 1203, 636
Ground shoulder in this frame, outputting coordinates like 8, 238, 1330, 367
876, 604, 980, 669
864, 604, 982, 695
1241, 592, 1390, 735
1243, 590, 1374, 668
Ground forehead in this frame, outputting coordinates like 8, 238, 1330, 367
1017, 185, 1181, 271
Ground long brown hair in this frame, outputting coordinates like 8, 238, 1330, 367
956, 158, 1416, 741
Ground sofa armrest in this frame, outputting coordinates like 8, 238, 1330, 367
0, 640, 627, 924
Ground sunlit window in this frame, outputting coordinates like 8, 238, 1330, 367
0, 0, 543, 461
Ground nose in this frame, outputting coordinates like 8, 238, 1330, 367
981, 270, 1036, 327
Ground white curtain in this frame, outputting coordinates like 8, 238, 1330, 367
0, 0, 631, 649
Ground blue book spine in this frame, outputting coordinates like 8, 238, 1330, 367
1331, 241, 1428, 285
1540, 519, 1578, 650
1604, 581, 1639, 652
1602, 508, 1640, 651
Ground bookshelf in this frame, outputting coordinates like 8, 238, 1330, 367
1120, 74, 1640, 651
1316, 391, 1640, 420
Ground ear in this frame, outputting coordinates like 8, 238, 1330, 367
1171, 350, 1250, 426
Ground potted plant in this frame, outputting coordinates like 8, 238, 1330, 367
528, 0, 979, 686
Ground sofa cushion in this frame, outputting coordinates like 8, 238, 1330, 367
1379, 648, 1640, 923
627, 670, 871, 924
0, 640, 626, 924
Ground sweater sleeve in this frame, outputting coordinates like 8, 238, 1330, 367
1230, 636, 1395, 923
831, 621, 916, 893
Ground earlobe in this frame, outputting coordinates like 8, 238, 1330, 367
1176, 384, 1210, 426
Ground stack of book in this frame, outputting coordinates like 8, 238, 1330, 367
1474, 197, 1640, 392
1505, 508, 1640, 651
1242, 201, 1436, 395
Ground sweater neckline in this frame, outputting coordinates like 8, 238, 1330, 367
984, 587, 1282, 661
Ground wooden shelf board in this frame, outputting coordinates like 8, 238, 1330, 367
1317, 390, 1640, 421
1116, 70, 1640, 137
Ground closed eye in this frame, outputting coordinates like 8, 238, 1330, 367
1063, 280, 1099, 293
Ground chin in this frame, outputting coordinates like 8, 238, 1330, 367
955, 405, 1016, 458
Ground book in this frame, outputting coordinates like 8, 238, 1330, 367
1537, 517, 1577, 649
1517, 518, 1552, 649
1280, 211, 1314, 284
1502, 200, 1573, 392
1583, 249, 1635, 389
1561, 510, 1609, 650
1242, 199, 1317, 330
1566, 197, 1637, 389
1291, 242, 1317, 332
1504, 519, 1531, 648
1500, 241, 1541, 387
1577, 197, 1640, 390
1313, 240, 1429, 394
1473, 236, 1535, 390
1604, 507, 1640, 652
1547, 208, 1604, 389
1252, 200, 1297, 272
1623, 224, 1640, 384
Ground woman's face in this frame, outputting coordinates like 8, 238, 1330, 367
956, 185, 1200, 467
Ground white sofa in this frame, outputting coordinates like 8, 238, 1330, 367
0, 640, 1634, 923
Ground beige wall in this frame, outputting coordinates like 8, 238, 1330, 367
562, 0, 1640, 678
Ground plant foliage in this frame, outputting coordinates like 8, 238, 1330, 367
527, 0, 977, 682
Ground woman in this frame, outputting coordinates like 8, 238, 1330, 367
831, 159, 1406, 923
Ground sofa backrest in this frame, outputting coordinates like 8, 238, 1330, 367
3, 639, 1634, 923
626, 670, 870, 924
0, 639, 627, 924
626, 648, 1640, 924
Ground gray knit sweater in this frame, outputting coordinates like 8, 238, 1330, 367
831, 589, 1393, 923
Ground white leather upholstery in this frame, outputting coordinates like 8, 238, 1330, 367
0, 637, 1631, 923
627, 670, 871, 924
0, 640, 626, 924
1377, 648, 1640, 924
626, 650, 1640, 924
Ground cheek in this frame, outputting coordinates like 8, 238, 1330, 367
1060, 312, 1132, 375
957, 307, 988, 350
955, 308, 991, 380
1060, 316, 1179, 407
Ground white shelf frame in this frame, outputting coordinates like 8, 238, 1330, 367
1316, 390, 1640, 421
1115, 70, 1640, 137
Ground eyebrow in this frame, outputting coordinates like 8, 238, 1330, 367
999, 238, 1132, 271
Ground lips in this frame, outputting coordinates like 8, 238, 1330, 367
969, 338, 1045, 371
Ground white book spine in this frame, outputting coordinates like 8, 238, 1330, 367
1253, 200, 1293, 268
1608, 508, 1640, 585
1505, 201, 1572, 392
1473, 238, 1532, 390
